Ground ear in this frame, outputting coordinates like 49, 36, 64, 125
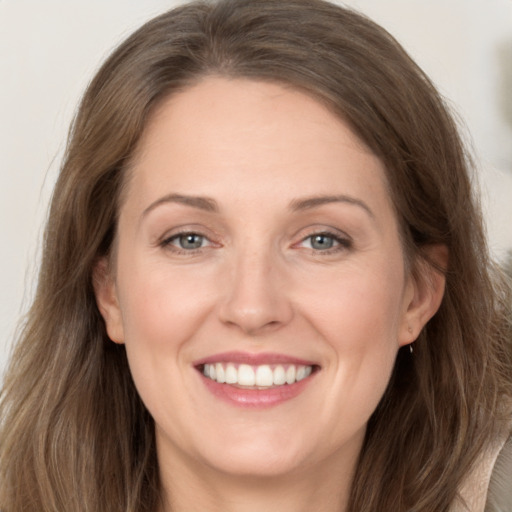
398, 244, 448, 347
92, 258, 125, 344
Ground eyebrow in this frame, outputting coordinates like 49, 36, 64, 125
141, 192, 374, 220
289, 195, 375, 219
142, 193, 219, 218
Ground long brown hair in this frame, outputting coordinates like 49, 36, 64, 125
1, 1, 511, 510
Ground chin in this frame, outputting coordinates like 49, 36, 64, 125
203, 445, 311, 478
157, 420, 316, 478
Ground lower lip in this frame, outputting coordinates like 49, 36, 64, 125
199, 372, 316, 408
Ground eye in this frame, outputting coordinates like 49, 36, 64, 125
163, 232, 210, 251
307, 234, 337, 250
177, 233, 205, 249
298, 231, 352, 252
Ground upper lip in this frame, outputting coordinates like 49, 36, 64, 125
193, 351, 319, 367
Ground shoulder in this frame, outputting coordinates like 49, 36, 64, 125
454, 429, 511, 512
485, 433, 512, 511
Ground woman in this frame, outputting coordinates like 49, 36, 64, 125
1, 0, 511, 510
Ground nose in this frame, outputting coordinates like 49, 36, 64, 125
218, 246, 294, 336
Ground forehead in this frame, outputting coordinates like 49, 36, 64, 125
124, 77, 392, 218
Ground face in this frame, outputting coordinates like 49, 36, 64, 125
96, 77, 435, 482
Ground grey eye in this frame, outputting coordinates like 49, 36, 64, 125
309, 234, 335, 250
177, 233, 204, 249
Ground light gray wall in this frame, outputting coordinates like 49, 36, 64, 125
1, 0, 511, 376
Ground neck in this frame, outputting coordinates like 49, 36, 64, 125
157, 440, 361, 512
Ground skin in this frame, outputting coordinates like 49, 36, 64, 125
95, 77, 446, 512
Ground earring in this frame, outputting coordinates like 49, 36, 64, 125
409, 343, 414, 354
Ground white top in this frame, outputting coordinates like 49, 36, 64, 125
454, 431, 511, 511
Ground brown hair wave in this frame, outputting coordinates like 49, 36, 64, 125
1, 1, 511, 510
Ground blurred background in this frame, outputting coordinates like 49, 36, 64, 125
1, 0, 511, 376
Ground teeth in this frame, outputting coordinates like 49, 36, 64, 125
273, 365, 286, 385
256, 365, 274, 386
202, 363, 314, 387
225, 363, 237, 384
286, 365, 296, 384
238, 364, 255, 386
215, 363, 225, 384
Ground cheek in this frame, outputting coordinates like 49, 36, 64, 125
305, 260, 405, 350
114, 258, 218, 405
114, 260, 220, 430
324, 278, 401, 386
118, 257, 216, 346
302, 262, 405, 425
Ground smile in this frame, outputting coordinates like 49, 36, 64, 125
194, 352, 320, 408
202, 363, 313, 388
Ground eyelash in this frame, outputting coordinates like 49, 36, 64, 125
159, 229, 352, 256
